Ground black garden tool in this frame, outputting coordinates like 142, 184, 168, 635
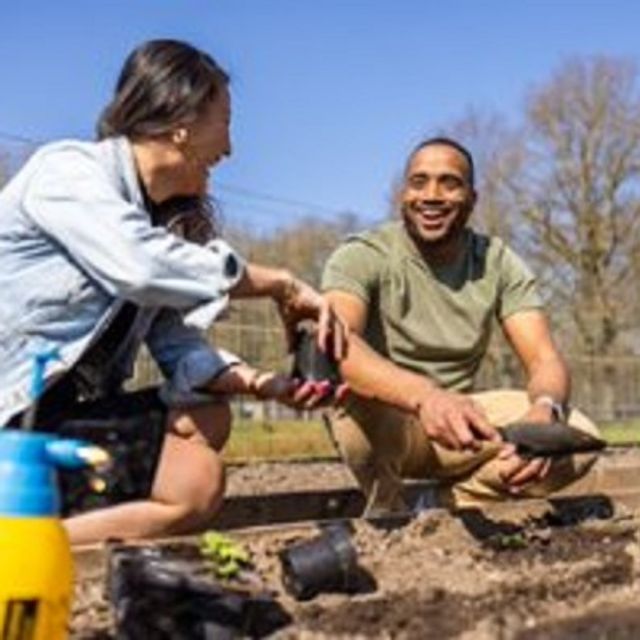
501, 421, 606, 459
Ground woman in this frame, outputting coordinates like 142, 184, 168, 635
0, 39, 347, 545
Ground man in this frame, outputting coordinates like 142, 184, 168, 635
322, 137, 599, 513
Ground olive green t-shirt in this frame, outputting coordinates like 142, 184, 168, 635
321, 222, 543, 392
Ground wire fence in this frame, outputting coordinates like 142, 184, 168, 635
476, 352, 640, 423
132, 319, 640, 426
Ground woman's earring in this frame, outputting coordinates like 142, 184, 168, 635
173, 127, 189, 146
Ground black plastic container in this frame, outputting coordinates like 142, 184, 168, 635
279, 524, 359, 601
291, 328, 342, 389
108, 544, 291, 639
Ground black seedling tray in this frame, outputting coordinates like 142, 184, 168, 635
108, 543, 291, 639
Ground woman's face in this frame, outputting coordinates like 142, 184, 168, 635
172, 87, 232, 195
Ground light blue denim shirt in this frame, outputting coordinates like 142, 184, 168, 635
0, 137, 246, 425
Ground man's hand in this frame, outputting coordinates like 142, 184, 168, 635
497, 399, 556, 491
497, 445, 552, 492
417, 388, 500, 450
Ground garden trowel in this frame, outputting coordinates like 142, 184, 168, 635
500, 421, 606, 458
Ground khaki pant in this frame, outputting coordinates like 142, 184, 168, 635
326, 390, 601, 514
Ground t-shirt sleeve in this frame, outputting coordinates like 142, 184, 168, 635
496, 246, 544, 319
321, 239, 381, 304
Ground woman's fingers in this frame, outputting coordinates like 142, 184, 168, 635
289, 380, 334, 408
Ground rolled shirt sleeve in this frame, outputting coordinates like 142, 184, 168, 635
145, 308, 242, 407
182, 240, 245, 331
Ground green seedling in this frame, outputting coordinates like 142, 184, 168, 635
200, 531, 252, 579
493, 532, 528, 550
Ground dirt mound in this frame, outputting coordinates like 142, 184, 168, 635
71, 457, 640, 638
72, 505, 640, 639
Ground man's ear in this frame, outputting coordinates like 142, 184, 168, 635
470, 189, 478, 210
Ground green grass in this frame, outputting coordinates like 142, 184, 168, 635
224, 417, 640, 463
225, 418, 337, 462
599, 419, 640, 445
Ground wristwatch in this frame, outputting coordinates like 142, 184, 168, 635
533, 395, 567, 422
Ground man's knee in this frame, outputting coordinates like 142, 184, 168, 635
453, 451, 600, 504
328, 404, 412, 471
472, 389, 601, 439
329, 411, 374, 467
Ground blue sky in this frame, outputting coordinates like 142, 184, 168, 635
1, 1, 639, 233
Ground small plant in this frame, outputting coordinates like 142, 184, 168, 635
492, 531, 528, 550
200, 531, 252, 579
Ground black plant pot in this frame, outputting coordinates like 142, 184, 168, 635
291, 328, 342, 389
279, 524, 359, 601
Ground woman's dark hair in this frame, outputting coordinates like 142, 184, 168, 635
97, 40, 228, 239
150, 195, 220, 243
97, 39, 229, 140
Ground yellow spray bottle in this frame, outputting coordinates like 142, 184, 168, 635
0, 351, 108, 640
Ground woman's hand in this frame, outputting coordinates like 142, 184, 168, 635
229, 265, 348, 360
249, 371, 338, 409
275, 276, 348, 360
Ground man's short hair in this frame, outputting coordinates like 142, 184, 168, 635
406, 136, 476, 188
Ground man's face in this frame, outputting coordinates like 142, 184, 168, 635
400, 144, 476, 249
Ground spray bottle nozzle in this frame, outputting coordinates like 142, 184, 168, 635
21, 346, 61, 431
0, 432, 111, 516
45, 439, 111, 471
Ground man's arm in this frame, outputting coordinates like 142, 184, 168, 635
327, 291, 433, 410
326, 290, 498, 450
496, 308, 570, 489
501, 308, 570, 423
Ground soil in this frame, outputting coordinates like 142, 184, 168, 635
225, 460, 358, 496
71, 459, 640, 639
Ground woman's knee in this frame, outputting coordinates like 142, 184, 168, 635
152, 434, 227, 529
168, 400, 232, 451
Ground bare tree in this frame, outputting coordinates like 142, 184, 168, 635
507, 57, 640, 355
448, 109, 527, 242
